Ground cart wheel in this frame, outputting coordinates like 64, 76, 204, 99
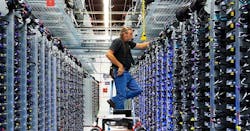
134, 127, 146, 131
90, 127, 101, 131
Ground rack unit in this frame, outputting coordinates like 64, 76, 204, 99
132, 0, 250, 130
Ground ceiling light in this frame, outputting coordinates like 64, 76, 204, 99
103, 0, 109, 28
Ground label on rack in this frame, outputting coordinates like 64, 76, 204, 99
230, 59, 234, 64
46, 0, 55, 7
230, 11, 235, 17
229, 1, 235, 5
230, 23, 235, 29
230, 47, 234, 52
236, 126, 241, 131
230, 35, 235, 41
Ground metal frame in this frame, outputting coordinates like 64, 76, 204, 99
45, 40, 52, 130
38, 35, 46, 131
209, 0, 216, 130
20, 22, 27, 131
30, 28, 39, 131
234, 0, 241, 129
6, 10, 14, 131
51, 54, 57, 131
56, 51, 61, 130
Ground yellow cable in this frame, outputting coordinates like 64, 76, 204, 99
141, 0, 147, 41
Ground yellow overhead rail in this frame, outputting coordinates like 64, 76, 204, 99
140, 0, 147, 41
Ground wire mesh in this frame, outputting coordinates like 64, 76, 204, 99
134, 0, 193, 41
25, 0, 81, 46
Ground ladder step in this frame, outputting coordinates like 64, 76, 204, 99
113, 109, 132, 117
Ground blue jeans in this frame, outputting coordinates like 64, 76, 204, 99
111, 68, 142, 109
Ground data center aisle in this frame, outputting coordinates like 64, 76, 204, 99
1, 0, 250, 131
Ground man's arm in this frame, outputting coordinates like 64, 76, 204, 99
135, 41, 150, 49
105, 50, 124, 76
105, 50, 123, 68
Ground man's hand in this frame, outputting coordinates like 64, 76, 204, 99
135, 41, 151, 49
106, 50, 125, 76
117, 65, 125, 76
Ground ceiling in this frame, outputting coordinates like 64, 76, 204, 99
85, 0, 134, 27
25, 0, 191, 80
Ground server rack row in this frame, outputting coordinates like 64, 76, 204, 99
131, 32, 174, 130
92, 79, 100, 121
56, 49, 86, 131
0, 1, 98, 130
83, 76, 99, 127
132, 0, 249, 130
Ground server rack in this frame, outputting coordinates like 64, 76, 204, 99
83, 76, 100, 127
132, 0, 250, 130
0, 2, 97, 130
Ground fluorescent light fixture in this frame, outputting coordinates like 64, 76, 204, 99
103, 0, 109, 28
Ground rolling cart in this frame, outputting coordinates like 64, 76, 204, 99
90, 81, 146, 131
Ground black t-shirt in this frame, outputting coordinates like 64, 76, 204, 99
109, 38, 136, 70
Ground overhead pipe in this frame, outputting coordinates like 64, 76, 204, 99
133, 0, 141, 14
66, 46, 147, 50
74, 11, 141, 14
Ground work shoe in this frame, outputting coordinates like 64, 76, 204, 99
107, 99, 116, 108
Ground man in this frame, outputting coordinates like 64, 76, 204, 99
106, 27, 150, 109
